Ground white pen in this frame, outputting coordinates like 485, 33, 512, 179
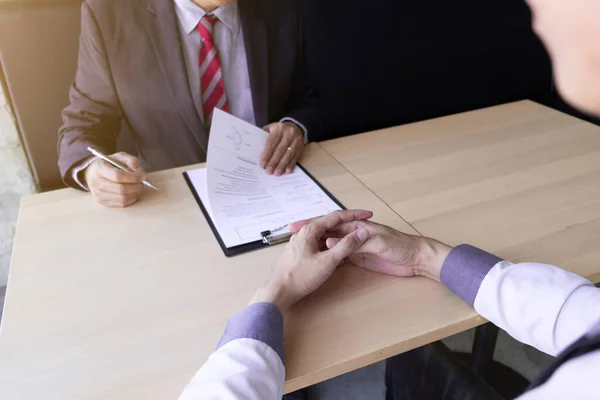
87, 147, 159, 191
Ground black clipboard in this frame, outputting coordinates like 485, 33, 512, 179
183, 164, 346, 257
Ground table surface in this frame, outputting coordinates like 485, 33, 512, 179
5, 100, 600, 398
322, 100, 600, 284
0, 143, 484, 399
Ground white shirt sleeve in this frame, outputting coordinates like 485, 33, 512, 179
71, 156, 97, 191
178, 303, 285, 400
441, 245, 600, 356
474, 261, 600, 356
179, 338, 284, 400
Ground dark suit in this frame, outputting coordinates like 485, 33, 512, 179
58, 0, 320, 188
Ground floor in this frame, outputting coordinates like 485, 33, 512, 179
308, 328, 554, 399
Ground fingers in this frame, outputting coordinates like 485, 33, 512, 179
85, 153, 146, 208
299, 210, 374, 239
326, 237, 341, 249
288, 210, 373, 234
288, 144, 302, 174
321, 228, 370, 265
327, 234, 387, 255
289, 210, 373, 233
111, 152, 143, 172
289, 217, 319, 233
260, 124, 280, 170
92, 188, 142, 208
286, 163, 297, 175
325, 220, 381, 239
89, 174, 143, 208
274, 135, 302, 176
261, 123, 305, 176
94, 177, 144, 195
265, 133, 293, 176
96, 159, 145, 184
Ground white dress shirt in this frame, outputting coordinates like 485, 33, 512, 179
174, 0, 255, 125
173, 0, 307, 136
179, 245, 600, 400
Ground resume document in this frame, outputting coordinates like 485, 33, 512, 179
186, 109, 342, 248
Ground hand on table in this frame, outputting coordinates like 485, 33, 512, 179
84, 152, 147, 208
260, 121, 305, 176
250, 210, 373, 313
289, 214, 452, 282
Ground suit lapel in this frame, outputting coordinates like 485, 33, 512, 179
146, 0, 208, 153
238, 0, 269, 127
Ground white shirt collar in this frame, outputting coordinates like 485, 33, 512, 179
173, 0, 240, 36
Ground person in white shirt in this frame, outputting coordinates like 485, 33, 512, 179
177, 0, 600, 398
177, 208, 600, 400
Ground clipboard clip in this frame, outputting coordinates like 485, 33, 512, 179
261, 225, 293, 245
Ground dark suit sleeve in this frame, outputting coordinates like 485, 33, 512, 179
58, 2, 123, 188
282, 3, 322, 142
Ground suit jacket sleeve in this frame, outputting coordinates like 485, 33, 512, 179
282, 3, 322, 142
58, 2, 123, 188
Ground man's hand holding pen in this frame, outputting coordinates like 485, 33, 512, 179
84, 152, 147, 208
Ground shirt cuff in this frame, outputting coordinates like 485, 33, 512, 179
440, 244, 503, 307
71, 156, 97, 191
281, 117, 309, 144
217, 302, 284, 364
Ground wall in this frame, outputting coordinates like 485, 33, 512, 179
0, 85, 35, 287
0, 3, 83, 190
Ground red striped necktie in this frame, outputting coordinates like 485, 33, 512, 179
197, 15, 230, 125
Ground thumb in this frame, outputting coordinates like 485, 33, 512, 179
323, 228, 370, 265
111, 153, 144, 174
289, 217, 320, 233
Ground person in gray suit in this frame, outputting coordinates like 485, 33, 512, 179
58, 0, 320, 208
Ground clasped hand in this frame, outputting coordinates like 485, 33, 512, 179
251, 210, 451, 313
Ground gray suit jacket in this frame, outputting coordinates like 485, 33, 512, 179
58, 0, 320, 188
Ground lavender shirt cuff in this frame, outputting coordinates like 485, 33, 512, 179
217, 302, 284, 364
440, 244, 503, 307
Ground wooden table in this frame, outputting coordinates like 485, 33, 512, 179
5, 100, 598, 398
322, 100, 600, 283
0, 143, 482, 399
